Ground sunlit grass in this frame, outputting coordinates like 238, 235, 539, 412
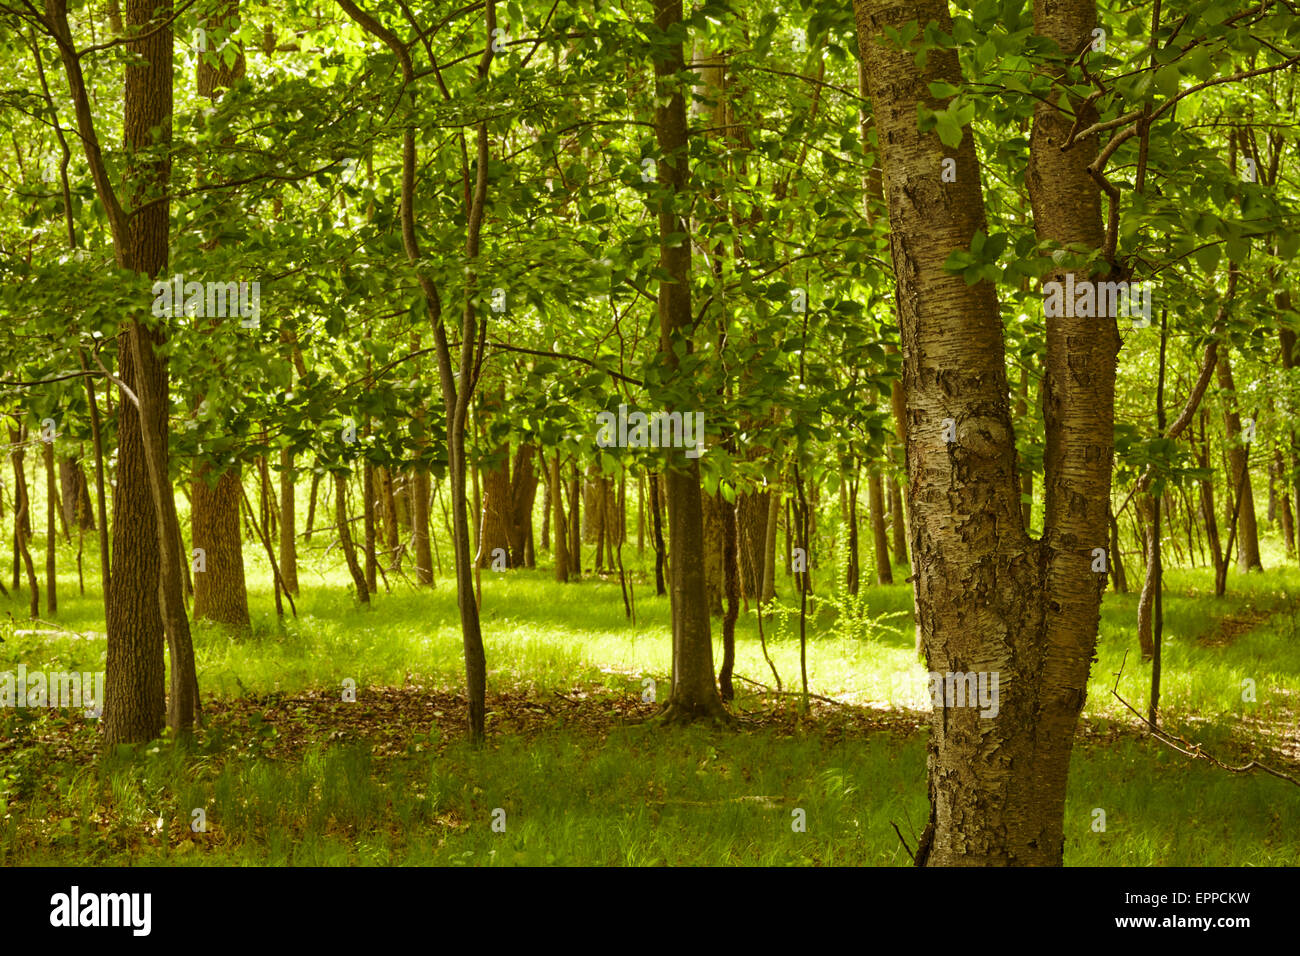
2, 506, 1298, 865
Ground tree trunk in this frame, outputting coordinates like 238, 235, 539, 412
326, 3, 493, 747
551, 452, 568, 581
1279, 304, 1300, 561
889, 474, 908, 567
128, 318, 201, 734
736, 490, 769, 601
192, 466, 251, 628
305, 471, 320, 542
719, 491, 739, 701
654, 0, 726, 724
1136, 494, 1157, 659
1276, 448, 1295, 556
60, 457, 95, 530
761, 487, 779, 603
869, 468, 892, 585
99, 0, 193, 742
568, 463, 582, 576
1017, 365, 1034, 528
649, 471, 665, 595
855, 0, 1117, 865
540, 469, 551, 551
103, 327, 168, 743
1108, 506, 1128, 593
335, 472, 369, 604
279, 448, 298, 594
1198, 412, 1226, 593
846, 471, 860, 595
9, 428, 39, 619
636, 472, 645, 555
82, 363, 111, 617
1216, 351, 1262, 571
508, 443, 538, 567
702, 490, 725, 615
476, 445, 512, 568
378, 465, 400, 570
413, 469, 434, 585
44, 439, 58, 615
363, 461, 377, 590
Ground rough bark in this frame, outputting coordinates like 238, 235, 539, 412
191, 465, 250, 628
116, 0, 199, 739
508, 443, 538, 567
60, 457, 95, 530
279, 448, 299, 594
476, 445, 512, 568
736, 490, 769, 601
654, 0, 727, 724
854, 0, 1117, 865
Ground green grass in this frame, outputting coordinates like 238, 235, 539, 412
1, 512, 1298, 865
3, 722, 1295, 866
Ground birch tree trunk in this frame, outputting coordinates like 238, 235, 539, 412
854, 0, 1118, 865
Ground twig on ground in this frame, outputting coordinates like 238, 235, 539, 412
1111, 650, 1299, 787
735, 674, 846, 707
891, 821, 916, 862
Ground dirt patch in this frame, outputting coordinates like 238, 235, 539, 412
1196, 605, 1273, 648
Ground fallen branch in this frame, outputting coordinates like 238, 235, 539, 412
1111, 650, 1299, 787
734, 674, 846, 708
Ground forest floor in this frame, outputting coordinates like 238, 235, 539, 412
2, 534, 1298, 865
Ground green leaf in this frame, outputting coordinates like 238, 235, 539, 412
1154, 64, 1181, 99
936, 113, 963, 148
1194, 244, 1220, 275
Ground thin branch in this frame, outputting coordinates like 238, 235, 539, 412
1111, 650, 1299, 787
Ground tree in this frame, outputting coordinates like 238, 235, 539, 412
853, 0, 1118, 864
651, 0, 728, 725
44, 0, 199, 741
